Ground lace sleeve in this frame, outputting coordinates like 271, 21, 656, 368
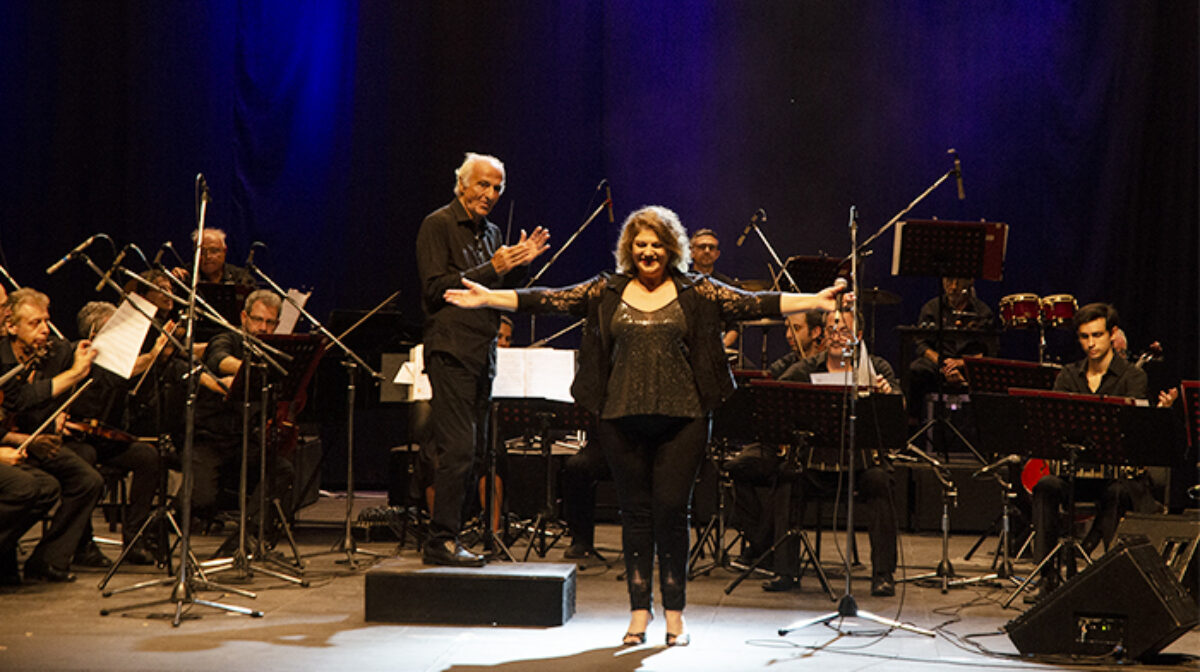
693, 277, 781, 321
515, 275, 608, 317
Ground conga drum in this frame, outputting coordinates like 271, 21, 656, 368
1040, 294, 1077, 329
999, 294, 1040, 329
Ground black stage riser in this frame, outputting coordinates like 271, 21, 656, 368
1005, 541, 1199, 661
365, 560, 576, 626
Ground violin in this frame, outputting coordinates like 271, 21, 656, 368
62, 415, 138, 445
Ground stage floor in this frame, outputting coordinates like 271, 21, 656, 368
1, 492, 1196, 672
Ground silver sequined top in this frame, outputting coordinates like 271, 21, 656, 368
601, 299, 702, 420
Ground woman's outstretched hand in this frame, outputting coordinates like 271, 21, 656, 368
444, 277, 492, 309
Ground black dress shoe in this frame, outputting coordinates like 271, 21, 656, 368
1, 548, 21, 586
73, 541, 113, 569
122, 543, 157, 566
24, 558, 76, 583
563, 542, 591, 559
761, 575, 799, 592
422, 539, 485, 567
870, 574, 895, 597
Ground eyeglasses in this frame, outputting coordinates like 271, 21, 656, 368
200, 247, 225, 257
693, 243, 718, 251
246, 314, 279, 328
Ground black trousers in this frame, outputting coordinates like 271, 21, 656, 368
190, 437, 295, 529
776, 466, 898, 580
562, 437, 611, 548
68, 439, 160, 545
23, 447, 104, 570
1031, 473, 1158, 575
425, 351, 493, 542
598, 414, 708, 612
0, 462, 60, 554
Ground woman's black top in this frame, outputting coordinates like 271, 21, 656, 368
602, 299, 702, 420
515, 272, 781, 415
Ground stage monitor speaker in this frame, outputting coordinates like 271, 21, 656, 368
1005, 541, 1199, 661
1116, 510, 1200, 603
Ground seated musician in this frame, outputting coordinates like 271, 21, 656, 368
724, 309, 827, 565
906, 276, 995, 414
1029, 302, 1178, 601
0, 288, 105, 582
757, 306, 902, 596
66, 302, 166, 565
191, 289, 294, 551
170, 228, 256, 288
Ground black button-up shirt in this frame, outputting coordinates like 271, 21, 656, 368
1052, 353, 1147, 400
416, 198, 525, 376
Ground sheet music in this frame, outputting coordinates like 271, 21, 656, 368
393, 343, 432, 400
808, 343, 877, 388
274, 288, 311, 335
91, 293, 156, 379
493, 347, 576, 403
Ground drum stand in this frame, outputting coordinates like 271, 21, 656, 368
1002, 442, 1093, 607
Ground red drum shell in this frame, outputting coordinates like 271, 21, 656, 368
1000, 293, 1040, 329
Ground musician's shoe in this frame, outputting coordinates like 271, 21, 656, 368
122, 542, 157, 566
563, 541, 591, 560
73, 541, 113, 569
870, 573, 895, 597
1, 548, 22, 587
762, 575, 800, 592
422, 539, 485, 568
24, 557, 76, 583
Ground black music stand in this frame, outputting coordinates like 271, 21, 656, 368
782, 255, 848, 293
958, 356, 1057, 570
961, 356, 1060, 393
895, 220, 1006, 464
195, 283, 250, 339
763, 382, 930, 635
724, 383, 906, 599
991, 390, 1181, 607
490, 398, 594, 561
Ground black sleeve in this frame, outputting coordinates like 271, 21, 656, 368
416, 214, 501, 313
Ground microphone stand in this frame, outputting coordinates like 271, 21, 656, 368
895, 443, 959, 593
100, 177, 263, 625
740, 210, 800, 292
245, 260, 387, 568
779, 207, 934, 639
1, 262, 67, 341
523, 193, 608, 341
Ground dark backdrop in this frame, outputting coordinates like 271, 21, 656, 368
1, 2, 1195, 425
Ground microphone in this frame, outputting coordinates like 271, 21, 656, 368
46, 235, 100, 275
949, 148, 965, 200
152, 243, 167, 267
605, 182, 614, 224
833, 277, 850, 309
197, 173, 211, 202
246, 241, 267, 268
127, 243, 151, 270
972, 453, 1020, 479
162, 240, 187, 268
736, 209, 765, 247
95, 244, 130, 292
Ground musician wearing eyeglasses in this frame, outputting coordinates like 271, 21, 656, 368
906, 276, 996, 413
689, 229, 739, 349
1028, 302, 1178, 602
190, 289, 294, 551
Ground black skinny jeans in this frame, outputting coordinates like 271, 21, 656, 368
598, 414, 708, 612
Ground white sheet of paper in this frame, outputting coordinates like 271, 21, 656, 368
809, 344, 877, 388
274, 289, 311, 335
91, 293, 156, 379
493, 347, 576, 403
392, 344, 432, 400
